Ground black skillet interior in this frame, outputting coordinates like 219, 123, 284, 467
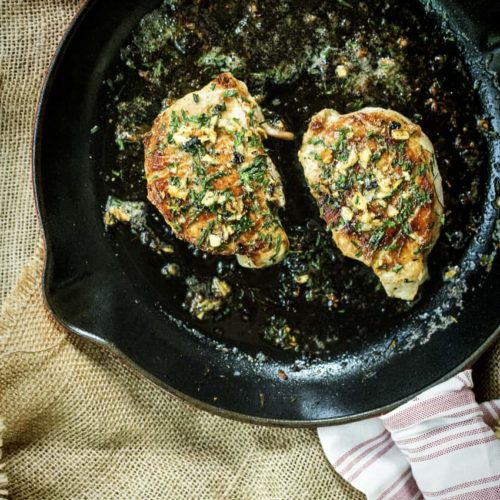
34, 0, 500, 425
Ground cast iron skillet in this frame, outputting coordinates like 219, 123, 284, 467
33, 0, 500, 426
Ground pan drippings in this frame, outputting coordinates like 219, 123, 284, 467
102, 0, 489, 356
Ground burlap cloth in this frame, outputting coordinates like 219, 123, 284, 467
0, 1, 498, 498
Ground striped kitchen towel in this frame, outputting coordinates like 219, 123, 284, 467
318, 370, 500, 499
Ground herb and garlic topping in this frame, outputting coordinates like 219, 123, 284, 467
299, 107, 444, 300
144, 72, 293, 268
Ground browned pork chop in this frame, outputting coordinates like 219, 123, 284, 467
299, 107, 444, 300
144, 73, 293, 268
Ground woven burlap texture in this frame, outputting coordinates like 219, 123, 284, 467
0, 0, 82, 303
0, 419, 6, 500
0, 1, 498, 499
0, 244, 363, 500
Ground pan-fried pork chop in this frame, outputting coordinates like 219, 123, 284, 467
299, 107, 444, 300
144, 73, 293, 268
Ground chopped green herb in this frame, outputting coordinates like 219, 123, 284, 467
189, 152, 205, 175
262, 316, 298, 350
411, 184, 432, 206
274, 234, 283, 259
233, 215, 254, 234
248, 109, 256, 126
197, 220, 215, 246
385, 243, 400, 251
310, 138, 326, 146
203, 170, 226, 187
248, 134, 262, 148
223, 89, 238, 98
153, 60, 163, 78
233, 130, 246, 147
369, 228, 385, 249
169, 111, 180, 132
183, 112, 210, 127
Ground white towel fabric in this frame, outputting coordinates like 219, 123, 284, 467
318, 370, 500, 499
